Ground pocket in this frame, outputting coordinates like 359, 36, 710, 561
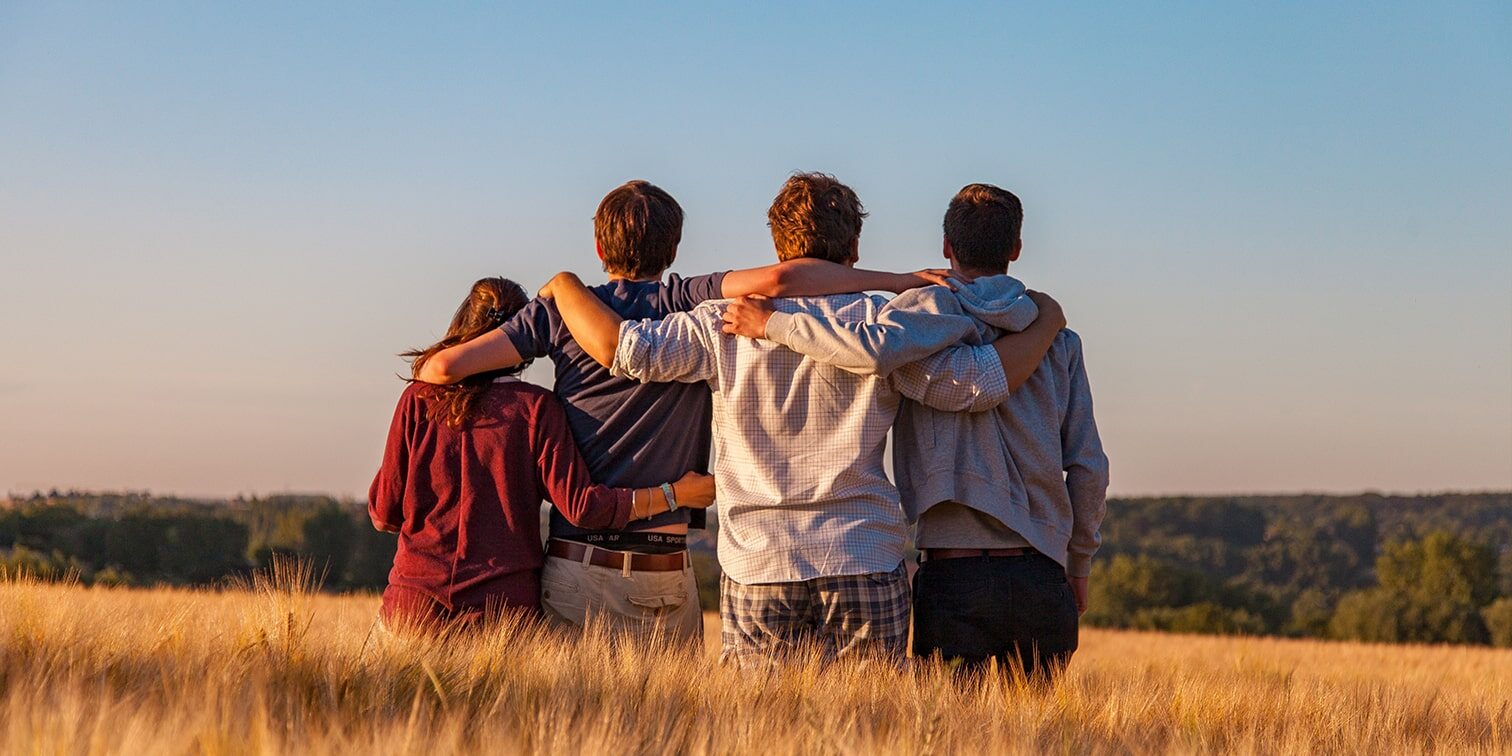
625, 570, 691, 616
1028, 554, 1069, 586
627, 592, 686, 611
540, 559, 582, 599
916, 560, 992, 603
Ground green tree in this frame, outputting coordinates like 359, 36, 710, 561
1330, 532, 1496, 644
1482, 598, 1512, 648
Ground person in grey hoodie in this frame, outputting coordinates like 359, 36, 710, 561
721, 183, 1109, 679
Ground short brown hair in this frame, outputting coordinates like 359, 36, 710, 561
942, 183, 1023, 273
767, 172, 867, 263
594, 180, 684, 278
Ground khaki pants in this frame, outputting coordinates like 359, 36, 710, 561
540, 551, 703, 647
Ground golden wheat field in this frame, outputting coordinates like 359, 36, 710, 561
1, 565, 1508, 755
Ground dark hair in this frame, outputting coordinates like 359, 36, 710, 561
766, 172, 867, 263
594, 180, 684, 279
403, 277, 531, 428
942, 183, 1023, 274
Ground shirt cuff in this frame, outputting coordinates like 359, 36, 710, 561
974, 345, 1012, 410
609, 320, 639, 379
763, 311, 795, 344
1065, 553, 1093, 579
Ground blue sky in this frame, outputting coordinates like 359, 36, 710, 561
2, 2, 1509, 497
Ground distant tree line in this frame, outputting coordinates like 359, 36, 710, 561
1083, 493, 1512, 646
0, 491, 394, 591
1, 490, 1508, 646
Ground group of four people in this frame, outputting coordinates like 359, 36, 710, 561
369, 173, 1109, 678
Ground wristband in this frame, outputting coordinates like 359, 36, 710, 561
660, 482, 678, 512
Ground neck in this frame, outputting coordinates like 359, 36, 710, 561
953, 265, 1006, 280
606, 272, 661, 283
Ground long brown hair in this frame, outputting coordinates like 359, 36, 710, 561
403, 277, 531, 428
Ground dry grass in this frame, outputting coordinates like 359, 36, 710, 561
1, 565, 1509, 755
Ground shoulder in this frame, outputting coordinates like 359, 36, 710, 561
1054, 328, 1086, 364
883, 285, 962, 315
663, 271, 726, 309
492, 379, 563, 420
398, 381, 430, 406
492, 378, 553, 404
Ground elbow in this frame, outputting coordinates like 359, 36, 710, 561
763, 265, 797, 297
418, 353, 456, 384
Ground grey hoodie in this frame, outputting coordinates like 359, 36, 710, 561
761, 275, 1109, 577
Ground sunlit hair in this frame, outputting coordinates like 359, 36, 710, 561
403, 277, 531, 428
766, 172, 867, 263
943, 183, 1023, 274
595, 180, 684, 279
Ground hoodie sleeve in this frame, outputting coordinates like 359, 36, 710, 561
1061, 332, 1109, 578
762, 287, 980, 377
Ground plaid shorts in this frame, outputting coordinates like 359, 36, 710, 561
719, 561, 910, 669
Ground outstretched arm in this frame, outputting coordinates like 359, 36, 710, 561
888, 302, 1063, 412
720, 288, 986, 377
531, 394, 716, 529
541, 272, 718, 385
992, 292, 1065, 390
414, 330, 524, 384
539, 272, 625, 368
721, 258, 956, 298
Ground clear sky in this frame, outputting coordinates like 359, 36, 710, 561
2, 2, 1509, 499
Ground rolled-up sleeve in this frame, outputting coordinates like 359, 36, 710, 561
761, 288, 979, 377
610, 309, 719, 385
891, 343, 1011, 413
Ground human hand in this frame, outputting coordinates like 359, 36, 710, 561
1026, 290, 1066, 331
895, 269, 961, 292
671, 471, 716, 508
1069, 575, 1088, 615
721, 295, 775, 339
537, 271, 582, 300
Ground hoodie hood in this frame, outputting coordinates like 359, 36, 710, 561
952, 274, 1038, 337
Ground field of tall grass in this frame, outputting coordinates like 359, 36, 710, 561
1, 563, 1508, 754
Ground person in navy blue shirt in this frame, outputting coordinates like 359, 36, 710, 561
417, 179, 953, 644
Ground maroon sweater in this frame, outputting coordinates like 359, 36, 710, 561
368, 378, 633, 612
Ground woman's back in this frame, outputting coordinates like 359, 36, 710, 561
370, 377, 628, 615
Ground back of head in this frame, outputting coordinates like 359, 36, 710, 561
767, 172, 867, 263
943, 183, 1023, 274
404, 277, 532, 427
594, 180, 684, 279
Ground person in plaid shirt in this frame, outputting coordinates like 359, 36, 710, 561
538, 173, 1066, 667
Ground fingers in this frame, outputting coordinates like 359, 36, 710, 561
915, 269, 960, 290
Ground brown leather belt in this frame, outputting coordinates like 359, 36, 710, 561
546, 539, 690, 572
922, 547, 1037, 562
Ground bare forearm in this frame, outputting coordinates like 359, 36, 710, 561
724, 259, 928, 298
992, 317, 1061, 391
415, 329, 522, 384
769, 259, 914, 296
547, 273, 624, 368
628, 474, 714, 519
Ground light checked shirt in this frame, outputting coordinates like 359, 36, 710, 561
611, 293, 1009, 584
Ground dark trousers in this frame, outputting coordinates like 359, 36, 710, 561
911, 553, 1079, 680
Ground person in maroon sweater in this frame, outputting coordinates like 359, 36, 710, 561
369, 277, 715, 630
